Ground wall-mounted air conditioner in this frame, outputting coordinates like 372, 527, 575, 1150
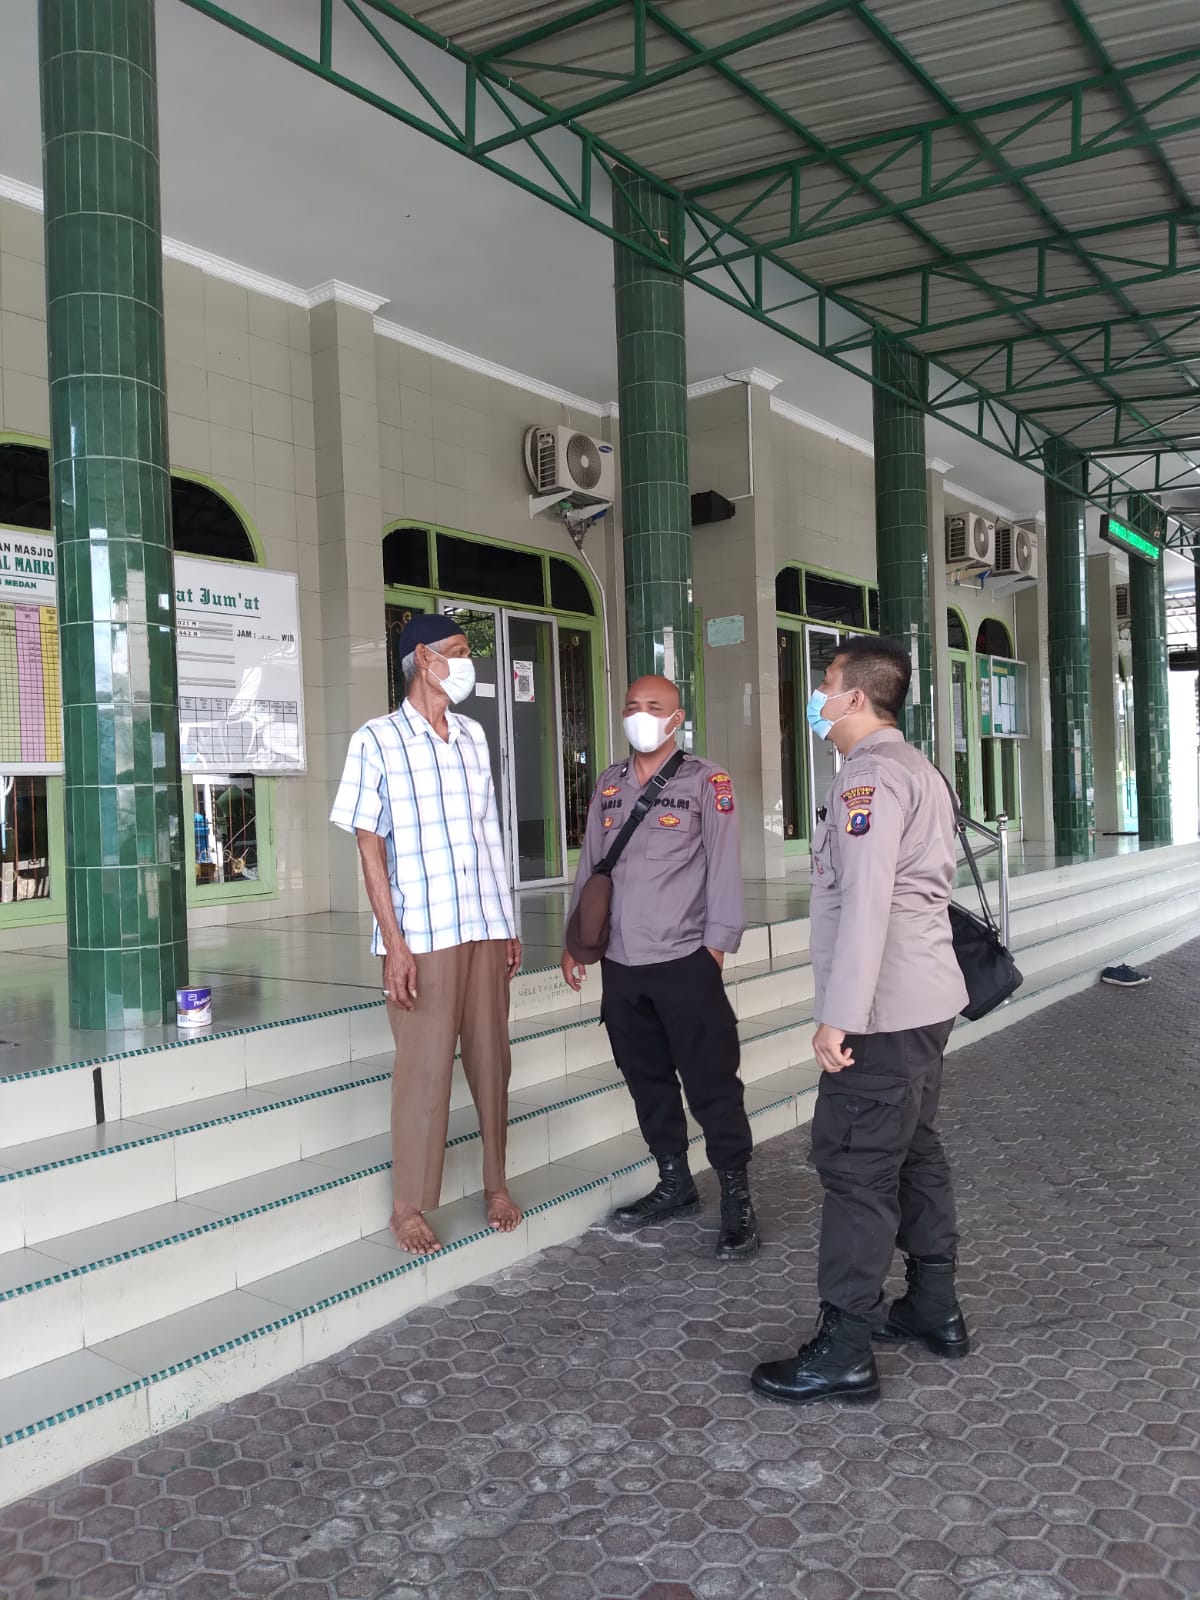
524, 425, 615, 517
945, 513, 994, 571
991, 521, 1039, 590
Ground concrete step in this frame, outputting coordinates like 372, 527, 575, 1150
0, 1078, 816, 1506
0, 1008, 820, 1375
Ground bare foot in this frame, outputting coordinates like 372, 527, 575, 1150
487, 1191, 523, 1233
390, 1204, 442, 1255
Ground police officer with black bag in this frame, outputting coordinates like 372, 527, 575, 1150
561, 674, 759, 1260
751, 636, 971, 1405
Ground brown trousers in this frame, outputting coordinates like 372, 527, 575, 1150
385, 939, 512, 1213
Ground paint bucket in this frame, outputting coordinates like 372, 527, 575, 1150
177, 985, 213, 1029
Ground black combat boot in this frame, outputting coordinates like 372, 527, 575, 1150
874, 1255, 970, 1359
612, 1154, 700, 1227
715, 1167, 760, 1260
750, 1304, 880, 1405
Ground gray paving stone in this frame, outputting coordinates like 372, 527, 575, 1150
3, 940, 1200, 1599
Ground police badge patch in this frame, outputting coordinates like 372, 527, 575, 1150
601, 784, 621, 798
842, 785, 875, 837
709, 771, 735, 814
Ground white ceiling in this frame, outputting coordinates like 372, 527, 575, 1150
1, 0, 1194, 587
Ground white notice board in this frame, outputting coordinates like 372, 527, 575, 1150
175, 558, 307, 774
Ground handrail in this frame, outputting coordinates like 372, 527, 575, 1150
954, 808, 1012, 951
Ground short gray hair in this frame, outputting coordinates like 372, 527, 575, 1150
401, 651, 418, 681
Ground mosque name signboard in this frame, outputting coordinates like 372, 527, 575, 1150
1099, 514, 1161, 565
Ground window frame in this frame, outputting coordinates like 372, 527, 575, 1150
0, 775, 67, 930
775, 563, 880, 855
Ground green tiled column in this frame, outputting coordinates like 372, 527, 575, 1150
612, 171, 694, 714
1127, 493, 1172, 843
40, 0, 188, 1029
872, 338, 932, 755
1044, 440, 1095, 857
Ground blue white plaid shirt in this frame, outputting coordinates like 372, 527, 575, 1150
330, 699, 515, 955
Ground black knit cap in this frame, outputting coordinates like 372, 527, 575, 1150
396, 613, 468, 660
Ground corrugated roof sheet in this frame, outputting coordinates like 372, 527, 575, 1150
401, 0, 1200, 462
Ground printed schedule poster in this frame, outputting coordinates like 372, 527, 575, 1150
0, 527, 61, 774
0, 527, 307, 776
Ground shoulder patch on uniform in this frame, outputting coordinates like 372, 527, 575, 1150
709, 770, 735, 814
658, 813, 681, 828
601, 784, 620, 797
844, 787, 873, 837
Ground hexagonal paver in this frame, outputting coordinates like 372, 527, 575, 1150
4, 945, 1200, 1598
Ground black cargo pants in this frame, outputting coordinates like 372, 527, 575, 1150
600, 947, 753, 1172
810, 1019, 958, 1322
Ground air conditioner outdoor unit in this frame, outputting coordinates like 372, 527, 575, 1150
945, 513, 994, 571
991, 520, 1039, 589
1116, 584, 1131, 624
524, 425, 615, 515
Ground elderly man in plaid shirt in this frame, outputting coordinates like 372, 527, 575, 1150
331, 614, 522, 1255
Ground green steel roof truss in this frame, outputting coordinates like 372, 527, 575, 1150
179, 0, 1200, 551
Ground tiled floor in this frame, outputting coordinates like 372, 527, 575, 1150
0, 833, 1167, 1075
2, 937, 1197, 1600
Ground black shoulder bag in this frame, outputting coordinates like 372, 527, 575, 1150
938, 771, 1024, 1020
565, 751, 685, 964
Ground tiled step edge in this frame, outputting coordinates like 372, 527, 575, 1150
0, 938, 803, 1144
0, 1008, 817, 1295
0, 1088, 815, 1505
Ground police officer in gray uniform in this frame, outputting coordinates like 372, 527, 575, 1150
752, 636, 969, 1405
562, 674, 759, 1260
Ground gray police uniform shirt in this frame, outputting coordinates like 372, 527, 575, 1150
568, 755, 746, 967
810, 727, 968, 1034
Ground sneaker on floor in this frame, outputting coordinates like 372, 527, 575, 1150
1100, 964, 1151, 987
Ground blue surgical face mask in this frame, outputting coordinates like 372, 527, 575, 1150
806, 687, 854, 741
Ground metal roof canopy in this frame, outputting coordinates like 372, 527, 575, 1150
182, 0, 1200, 556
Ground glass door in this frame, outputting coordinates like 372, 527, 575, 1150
778, 627, 805, 847
438, 603, 508, 874
805, 625, 843, 827
503, 611, 567, 886
948, 652, 980, 815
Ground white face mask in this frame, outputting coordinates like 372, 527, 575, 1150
428, 651, 476, 705
623, 711, 678, 754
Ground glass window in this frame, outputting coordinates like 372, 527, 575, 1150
383, 526, 432, 589
868, 587, 880, 634
947, 608, 969, 650
193, 776, 260, 887
0, 444, 52, 531
549, 558, 595, 616
804, 573, 866, 629
171, 479, 256, 563
976, 618, 1014, 655
557, 627, 596, 851
775, 567, 803, 616
1, 775, 51, 903
437, 534, 544, 607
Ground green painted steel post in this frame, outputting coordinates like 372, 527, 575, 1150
39, 0, 189, 1028
611, 170, 694, 718
872, 338, 933, 755
1127, 493, 1172, 844
1043, 440, 1095, 856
